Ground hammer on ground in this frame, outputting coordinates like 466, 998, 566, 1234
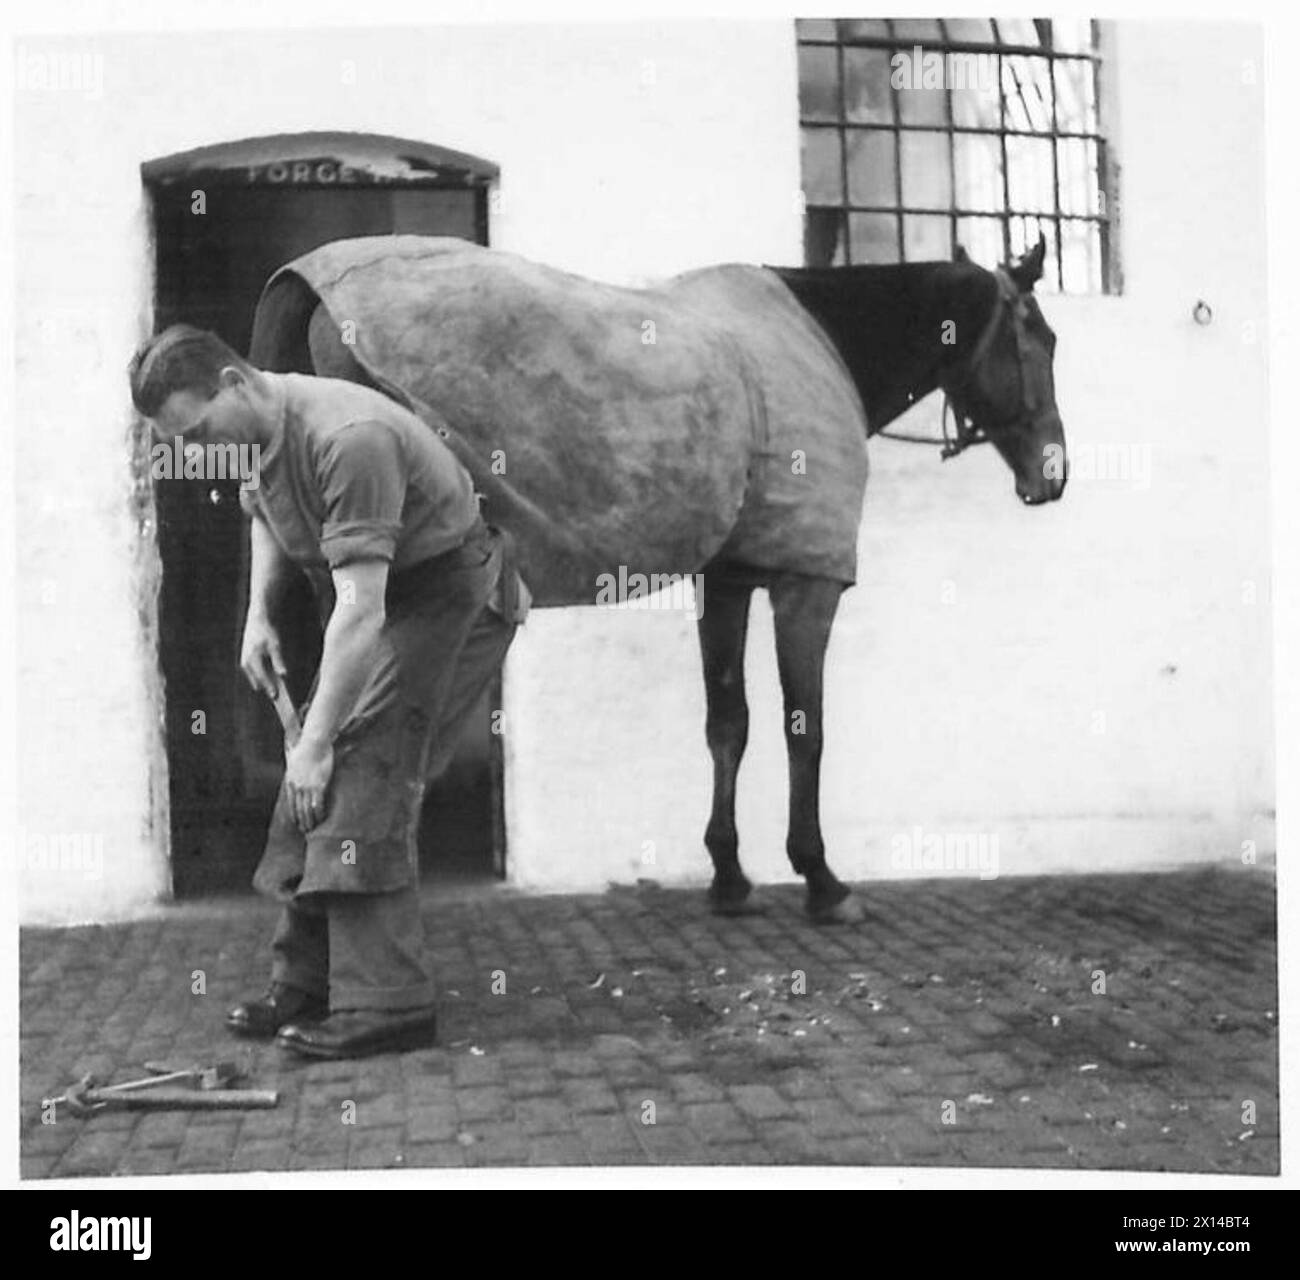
50, 1060, 245, 1116
62, 1075, 278, 1116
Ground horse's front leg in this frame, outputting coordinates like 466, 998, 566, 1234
697, 571, 758, 914
770, 573, 864, 924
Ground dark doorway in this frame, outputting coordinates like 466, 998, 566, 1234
143, 133, 502, 897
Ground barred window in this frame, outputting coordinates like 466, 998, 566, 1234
797, 18, 1115, 293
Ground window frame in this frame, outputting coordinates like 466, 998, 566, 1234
796, 18, 1119, 294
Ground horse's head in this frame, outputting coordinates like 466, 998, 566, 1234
946, 239, 1066, 505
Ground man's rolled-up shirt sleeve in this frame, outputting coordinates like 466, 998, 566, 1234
318, 422, 406, 568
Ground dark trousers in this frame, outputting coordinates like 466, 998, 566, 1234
258, 528, 520, 1012
269, 889, 434, 1011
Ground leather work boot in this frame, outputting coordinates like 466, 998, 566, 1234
275, 1007, 439, 1059
226, 982, 329, 1038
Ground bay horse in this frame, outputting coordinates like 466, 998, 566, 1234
248, 236, 1066, 925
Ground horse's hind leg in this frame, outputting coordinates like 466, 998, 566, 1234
769, 573, 864, 924
697, 571, 758, 914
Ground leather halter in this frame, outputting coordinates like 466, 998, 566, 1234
877, 267, 1035, 460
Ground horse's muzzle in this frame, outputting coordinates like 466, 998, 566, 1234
1020, 472, 1066, 504
1015, 410, 1067, 504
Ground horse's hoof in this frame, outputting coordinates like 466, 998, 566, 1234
806, 891, 865, 925
708, 879, 759, 916
710, 895, 763, 917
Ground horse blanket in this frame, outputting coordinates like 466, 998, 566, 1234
249, 236, 869, 606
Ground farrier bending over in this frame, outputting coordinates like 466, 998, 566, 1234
131, 325, 529, 1059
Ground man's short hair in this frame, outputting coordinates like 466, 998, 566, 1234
129, 324, 253, 417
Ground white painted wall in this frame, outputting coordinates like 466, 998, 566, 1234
12, 20, 1272, 922
14, 84, 166, 925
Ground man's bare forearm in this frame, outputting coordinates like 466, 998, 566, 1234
299, 605, 385, 748
280, 559, 389, 833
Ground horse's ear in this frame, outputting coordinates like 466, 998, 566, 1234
953, 243, 971, 265
1008, 237, 1046, 291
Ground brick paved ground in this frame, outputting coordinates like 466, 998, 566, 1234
19, 865, 1279, 1177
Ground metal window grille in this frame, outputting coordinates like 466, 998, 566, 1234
797, 17, 1114, 293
